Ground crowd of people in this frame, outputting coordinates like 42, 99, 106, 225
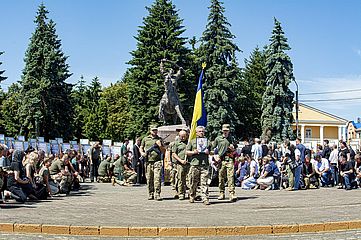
0, 124, 360, 205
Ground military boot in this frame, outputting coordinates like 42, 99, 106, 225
155, 194, 163, 201
179, 194, 185, 200
217, 192, 225, 200
229, 193, 237, 202
148, 194, 154, 200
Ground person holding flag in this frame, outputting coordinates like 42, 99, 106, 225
186, 63, 211, 205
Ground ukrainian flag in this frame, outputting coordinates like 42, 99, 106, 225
189, 63, 207, 141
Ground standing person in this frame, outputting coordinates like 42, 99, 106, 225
241, 139, 252, 158
168, 137, 179, 193
321, 140, 331, 160
329, 144, 339, 186
213, 124, 237, 201
89, 142, 102, 182
251, 138, 262, 163
121, 139, 129, 157
132, 137, 143, 184
186, 126, 210, 205
140, 125, 164, 201
172, 130, 189, 200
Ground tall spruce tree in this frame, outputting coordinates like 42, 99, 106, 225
0, 52, 7, 133
19, 4, 73, 140
241, 47, 267, 138
261, 18, 295, 143
125, 0, 194, 138
0, 52, 6, 83
197, 0, 241, 139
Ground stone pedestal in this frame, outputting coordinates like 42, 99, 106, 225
157, 124, 188, 144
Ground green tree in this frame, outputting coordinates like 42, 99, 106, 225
83, 77, 104, 140
261, 18, 295, 143
197, 0, 241, 139
125, 0, 195, 138
1, 83, 22, 136
71, 75, 88, 139
100, 82, 130, 141
18, 4, 73, 140
240, 47, 267, 138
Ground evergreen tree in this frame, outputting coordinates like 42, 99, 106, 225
0, 52, 7, 83
19, 4, 73, 140
240, 47, 267, 138
125, 0, 194, 138
261, 18, 295, 143
197, 0, 241, 139
0, 52, 7, 133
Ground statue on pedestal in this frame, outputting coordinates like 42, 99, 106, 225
158, 59, 186, 125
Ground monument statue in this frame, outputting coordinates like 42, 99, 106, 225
158, 58, 186, 125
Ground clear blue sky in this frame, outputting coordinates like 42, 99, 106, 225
0, 0, 360, 121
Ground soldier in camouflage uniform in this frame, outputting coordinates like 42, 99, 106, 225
140, 125, 164, 201
213, 124, 237, 201
186, 126, 210, 205
168, 137, 178, 194
172, 130, 189, 200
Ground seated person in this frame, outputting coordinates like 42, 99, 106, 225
339, 154, 355, 190
302, 155, 317, 189
314, 154, 332, 187
98, 157, 112, 182
7, 150, 36, 202
257, 156, 275, 190
49, 154, 78, 194
122, 151, 137, 185
38, 157, 58, 196
241, 155, 259, 190
111, 154, 123, 185
235, 156, 248, 187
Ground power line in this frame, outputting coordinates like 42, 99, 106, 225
299, 88, 361, 95
300, 97, 361, 102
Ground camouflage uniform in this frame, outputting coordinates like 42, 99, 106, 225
213, 125, 236, 201
142, 134, 163, 199
98, 159, 111, 182
186, 138, 210, 202
121, 156, 137, 184
169, 140, 178, 191
172, 139, 189, 198
49, 159, 72, 193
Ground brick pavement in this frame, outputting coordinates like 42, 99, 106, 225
0, 183, 360, 228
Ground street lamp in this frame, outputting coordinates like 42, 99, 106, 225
292, 78, 299, 138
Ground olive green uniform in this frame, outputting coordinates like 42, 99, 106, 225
187, 138, 210, 201
172, 139, 189, 196
98, 160, 111, 182
49, 159, 72, 193
213, 135, 236, 195
141, 135, 163, 197
121, 156, 137, 184
169, 140, 178, 191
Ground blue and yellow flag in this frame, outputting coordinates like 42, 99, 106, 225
189, 63, 207, 141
